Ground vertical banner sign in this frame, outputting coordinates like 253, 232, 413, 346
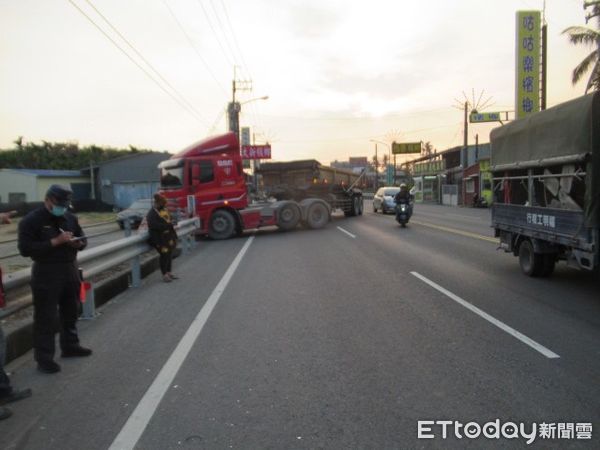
240, 127, 251, 169
516, 11, 541, 119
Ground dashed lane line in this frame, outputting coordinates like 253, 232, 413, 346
337, 226, 357, 239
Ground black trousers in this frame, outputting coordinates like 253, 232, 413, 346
159, 250, 173, 275
31, 262, 80, 363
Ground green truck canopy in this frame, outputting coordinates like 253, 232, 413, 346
490, 92, 600, 227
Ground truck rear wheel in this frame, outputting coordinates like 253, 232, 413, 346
208, 210, 236, 240
277, 203, 301, 230
305, 202, 330, 229
357, 196, 363, 215
518, 240, 543, 276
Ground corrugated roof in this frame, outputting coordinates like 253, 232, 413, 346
2, 169, 84, 177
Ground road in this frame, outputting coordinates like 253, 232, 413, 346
1, 202, 598, 449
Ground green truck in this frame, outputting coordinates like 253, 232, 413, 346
490, 92, 600, 276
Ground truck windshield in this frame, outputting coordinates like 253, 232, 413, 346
159, 160, 184, 189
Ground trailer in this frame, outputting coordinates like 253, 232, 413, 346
490, 92, 600, 276
158, 133, 363, 240
257, 159, 364, 217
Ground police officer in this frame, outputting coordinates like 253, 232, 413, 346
18, 185, 92, 374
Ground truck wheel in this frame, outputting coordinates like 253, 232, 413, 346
208, 210, 236, 240
345, 197, 358, 217
277, 203, 301, 230
518, 240, 543, 277
541, 254, 556, 277
357, 197, 363, 216
305, 202, 330, 229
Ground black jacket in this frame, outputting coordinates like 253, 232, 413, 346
394, 191, 412, 204
18, 207, 86, 263
146, 208, 177, 251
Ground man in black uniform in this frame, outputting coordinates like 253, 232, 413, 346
18, 185, 92, 374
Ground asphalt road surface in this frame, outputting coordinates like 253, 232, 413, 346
1, 202, 598, 449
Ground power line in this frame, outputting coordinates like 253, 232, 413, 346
259, 106, 454, 122
196, 0, 235, 68
219, 0, 252, 79
67, 0, 209, 126
162, 0, 228, 96
208, 0, 239, 67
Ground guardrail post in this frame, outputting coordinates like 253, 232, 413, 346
131, 255, 141, 288
124, 218, 132, 237
81, 282, 95, 320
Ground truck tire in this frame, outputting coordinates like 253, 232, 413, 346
357, 196, 363, 215
344, 196, 358, 217
518, 240, 543, 277
305, 202, 330, 229
208, 209, 236, 240
277, 202, 301, 231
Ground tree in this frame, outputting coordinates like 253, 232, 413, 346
563, 3, 600, 92
423, 141, 435, 156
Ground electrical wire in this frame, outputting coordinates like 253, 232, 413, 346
162, 0, 228, 96
195, 0, 235, 68
208, 0, 239, 68
67, 0, 209, 126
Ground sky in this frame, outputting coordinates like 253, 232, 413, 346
0, 0, 594, 165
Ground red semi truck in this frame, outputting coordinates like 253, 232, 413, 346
158, 132, 364, 239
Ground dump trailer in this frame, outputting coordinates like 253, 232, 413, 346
257, 159, 364, 217
158, 133, 363, 240
490, 92, 600, 276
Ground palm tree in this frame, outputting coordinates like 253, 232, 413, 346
563, 4, 600, 92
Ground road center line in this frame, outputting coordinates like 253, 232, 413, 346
410, 219, 498, 243
109, 236, 255, 450
336, 226, 356, 239
410, 271, 560, 359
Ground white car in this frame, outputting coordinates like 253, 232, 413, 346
373, 187, 400, 214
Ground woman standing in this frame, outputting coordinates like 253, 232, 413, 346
147, 193, 178, 282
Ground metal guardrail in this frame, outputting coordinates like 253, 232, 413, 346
1, 217, 200, 301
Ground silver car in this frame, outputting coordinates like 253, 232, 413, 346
116, 198, 152, 229
373, 187, 400, 214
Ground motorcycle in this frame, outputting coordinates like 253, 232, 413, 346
395, 201, 411, 227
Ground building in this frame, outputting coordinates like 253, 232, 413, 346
81, 152, 170, 209
0, 169, 90, 204
404, 143, 491, 206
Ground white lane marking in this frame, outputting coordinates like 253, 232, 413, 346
336, 226, 356, 239
109, 236, 255, 450
410, 271, 560, 359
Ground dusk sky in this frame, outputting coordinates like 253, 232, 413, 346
0, 0, 593, 164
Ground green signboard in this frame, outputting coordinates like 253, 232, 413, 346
413, 160, 445, 175
469, 112, 502, 123
392, 142, 422, 154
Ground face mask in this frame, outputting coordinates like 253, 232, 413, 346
51, 206, 67, 217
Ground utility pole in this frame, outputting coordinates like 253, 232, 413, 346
374, 144, 379, 190
227, 66, 252, 140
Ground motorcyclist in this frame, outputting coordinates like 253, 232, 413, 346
394, 184, 413, 220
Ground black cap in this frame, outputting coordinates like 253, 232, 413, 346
46, 184, 73, 207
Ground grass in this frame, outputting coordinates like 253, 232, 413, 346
0, 211, 116, 242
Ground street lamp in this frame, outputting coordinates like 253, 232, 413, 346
370, 139, 392, 186
228, 96, 269, 140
